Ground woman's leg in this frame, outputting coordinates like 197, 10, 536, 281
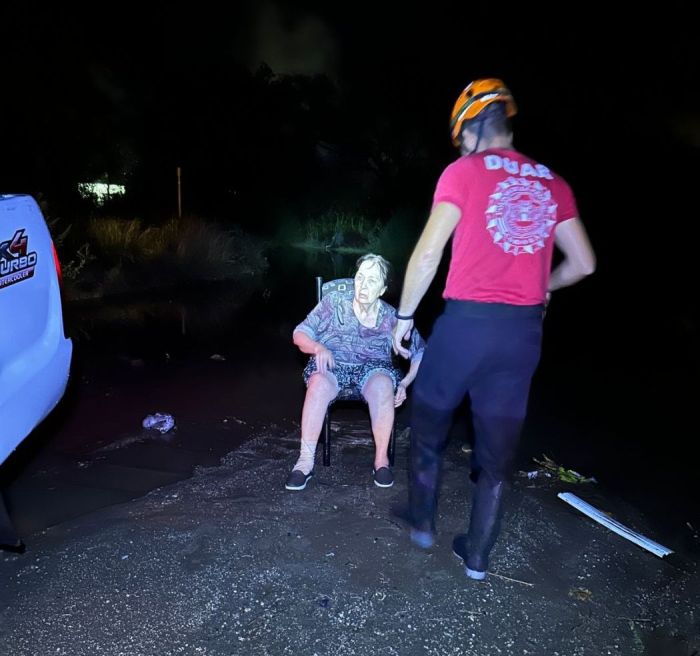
293, 371, 338, 475
362, 372, 395, 470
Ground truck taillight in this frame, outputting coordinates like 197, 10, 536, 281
51, 241, 63, 287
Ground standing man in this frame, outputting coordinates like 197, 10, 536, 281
392, 79, 595, 580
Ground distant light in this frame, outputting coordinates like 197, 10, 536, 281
77, 182, 126, 205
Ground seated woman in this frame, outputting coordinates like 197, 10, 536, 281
286, 253, 425, 491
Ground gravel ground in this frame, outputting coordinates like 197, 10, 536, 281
1, 422, 697, 656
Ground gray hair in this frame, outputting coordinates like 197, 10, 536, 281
355, 253, 390, 286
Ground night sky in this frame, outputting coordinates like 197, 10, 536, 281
0, 3, 697, 345
2, 4, 696, 212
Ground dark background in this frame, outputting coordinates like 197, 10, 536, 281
1, 3, 696, 313
1, 2, 697, 527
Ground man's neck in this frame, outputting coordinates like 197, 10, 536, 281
476, 136, 513, 153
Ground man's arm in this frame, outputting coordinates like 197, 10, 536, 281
398, 202, 462, 316
392, 202, 461, 357
548, 217, 596, 292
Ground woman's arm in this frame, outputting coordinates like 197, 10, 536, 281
293, 330, 335, 373
394, 353, 423, 407
399, 352, 423, 388
293, 330, 323, 355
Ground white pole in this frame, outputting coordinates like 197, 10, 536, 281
558, 493, 674, 558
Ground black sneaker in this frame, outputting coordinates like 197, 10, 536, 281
285, 469, 314, 491
372, 467, 394, 488
452, 534, 487, 580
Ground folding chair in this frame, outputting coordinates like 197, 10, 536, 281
315, 276, 397, 467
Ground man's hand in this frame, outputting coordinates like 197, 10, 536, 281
314, 346, 335, 373
392, 319, 414, 359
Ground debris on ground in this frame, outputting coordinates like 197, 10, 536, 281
558, 492, 674, 558
522, 469, 552, 481
569, 587, 593, 602
141, 413, 175, 434
525, 454, 597, 484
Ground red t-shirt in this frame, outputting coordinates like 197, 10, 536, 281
433, 148, 578, 305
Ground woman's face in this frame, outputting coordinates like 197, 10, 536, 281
354, 260, 387, 305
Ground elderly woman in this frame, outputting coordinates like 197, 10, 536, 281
286, 253, 425, 491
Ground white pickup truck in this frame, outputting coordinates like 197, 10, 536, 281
0, 194, 73, 550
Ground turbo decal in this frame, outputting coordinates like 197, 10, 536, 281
0, 229, 38, 289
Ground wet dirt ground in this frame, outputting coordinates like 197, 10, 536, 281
1, 254, 698, 654
1, 410, 698, 655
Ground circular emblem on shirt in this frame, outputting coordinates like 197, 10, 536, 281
485, 177, 558, 255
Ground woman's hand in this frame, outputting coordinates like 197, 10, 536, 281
315, 346, 335, 373
394, 382, 407, 407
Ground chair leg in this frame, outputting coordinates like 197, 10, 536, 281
388, 421, 396, 467
323, 411, 331, 466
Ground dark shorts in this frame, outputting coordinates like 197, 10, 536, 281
303, 358, 402, 401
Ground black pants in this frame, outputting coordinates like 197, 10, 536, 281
409, 300, 543, 569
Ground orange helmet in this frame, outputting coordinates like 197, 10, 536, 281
449, 79, 517, 146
